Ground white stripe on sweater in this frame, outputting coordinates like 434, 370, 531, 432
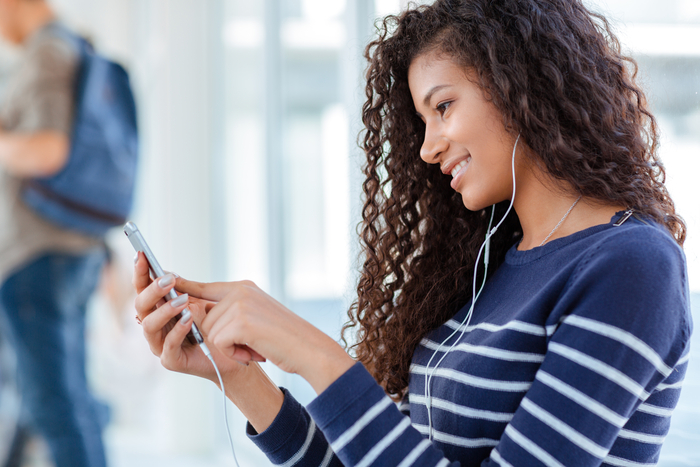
396, 439, 432, 467
563, 316, 673, 377
279, 419, 316, 467
355, 417, 411, 467
413, 424, 500, 448
319, 444, 334, 467
504, 425, 566, 467
411, 394, 514, 422
617, 428, 666, 445
490, 448, 515, 467
677, 352, 691, 365
330, 397, 392, 453
536, 370, 627, 427
444, 319, 558, 337
421, 339, 545, 363
411, 364, 531, 392
520, 398, 609, 458
548, 342, 650, 400
656, 380, 684, 391
636, 402, 674, 418
603, 454, 657, 466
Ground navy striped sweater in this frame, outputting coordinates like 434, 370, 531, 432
248, 212, 692, 466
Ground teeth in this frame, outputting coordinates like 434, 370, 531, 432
451, 158, 470, 178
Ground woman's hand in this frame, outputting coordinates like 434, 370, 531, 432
132, 252, 286, 432
176, 278, 356, 395
132, 252, 250, 383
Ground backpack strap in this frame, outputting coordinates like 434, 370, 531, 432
21, 180, 128, 225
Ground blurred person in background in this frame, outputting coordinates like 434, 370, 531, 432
0, 0, 108, 466
135, 0, 691, 466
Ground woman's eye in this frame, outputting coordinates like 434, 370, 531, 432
436, 101, 451, 115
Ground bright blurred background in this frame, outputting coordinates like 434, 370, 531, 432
0, 0, 697, 466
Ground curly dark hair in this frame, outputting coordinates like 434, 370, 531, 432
342, 0, 687, 401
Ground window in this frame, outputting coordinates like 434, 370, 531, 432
221, 1, 380, 463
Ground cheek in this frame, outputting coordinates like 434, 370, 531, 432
471, 148, 512, 183
462, 151, 515, 208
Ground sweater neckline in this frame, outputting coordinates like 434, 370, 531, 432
505, 210, 629, 265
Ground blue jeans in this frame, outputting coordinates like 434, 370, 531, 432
0, 250, 107, 467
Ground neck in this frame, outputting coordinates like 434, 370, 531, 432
512, 165, 622, 250
16, 2, 55, 44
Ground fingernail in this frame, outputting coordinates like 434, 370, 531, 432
170, 294, 188, 307
133, 252, 139, 264
158, 274, 175, 288
180, 309, 192, 325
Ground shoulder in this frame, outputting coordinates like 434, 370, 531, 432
573, 217, 686, 285
559, 217, 690, 358
24, 24, 80, 73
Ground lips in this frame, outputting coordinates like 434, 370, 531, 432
447, 156, 471, 190
441, 155, 471, 176
451, 159, 469, 178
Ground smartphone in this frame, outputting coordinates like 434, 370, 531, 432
124, 222, 203, 346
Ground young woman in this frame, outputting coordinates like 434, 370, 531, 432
133, 0, 692, 465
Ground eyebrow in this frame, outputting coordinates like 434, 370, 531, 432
423, 84, 452, 107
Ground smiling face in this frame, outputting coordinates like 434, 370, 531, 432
408, 51, 525, 211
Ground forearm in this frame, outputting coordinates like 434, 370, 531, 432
218, 362, 285, 433
0, 130, 69, 177
218, 338, 353, 433
297, 332, 357, 396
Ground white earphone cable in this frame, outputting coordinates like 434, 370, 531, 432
424, 134, 520, 440
199, 343, 241, 467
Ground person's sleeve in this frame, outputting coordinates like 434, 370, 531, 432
481, 229, 692, 466
247, 388, 344, 467
307, 362, 460, 466
250, 368, 460, 467
14, 38, 77, 135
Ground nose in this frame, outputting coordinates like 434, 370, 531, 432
419, 121, 448, 165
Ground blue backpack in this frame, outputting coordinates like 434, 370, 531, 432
21, 25, 138, 237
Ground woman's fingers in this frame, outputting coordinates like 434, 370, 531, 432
201, 298, 240, 345
203, 300, 217, 314
243, 345, 266, 362
176, 278, 256, 303
141, 293, 189, 338
227, 345, 252, 362
132, 251, 152, 293
202, 297, 268, 364
160, 312, 194, 371
134, 273, 177, 318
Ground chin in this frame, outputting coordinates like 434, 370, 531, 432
460, 193, 487, 212
460, 189, 507, 212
